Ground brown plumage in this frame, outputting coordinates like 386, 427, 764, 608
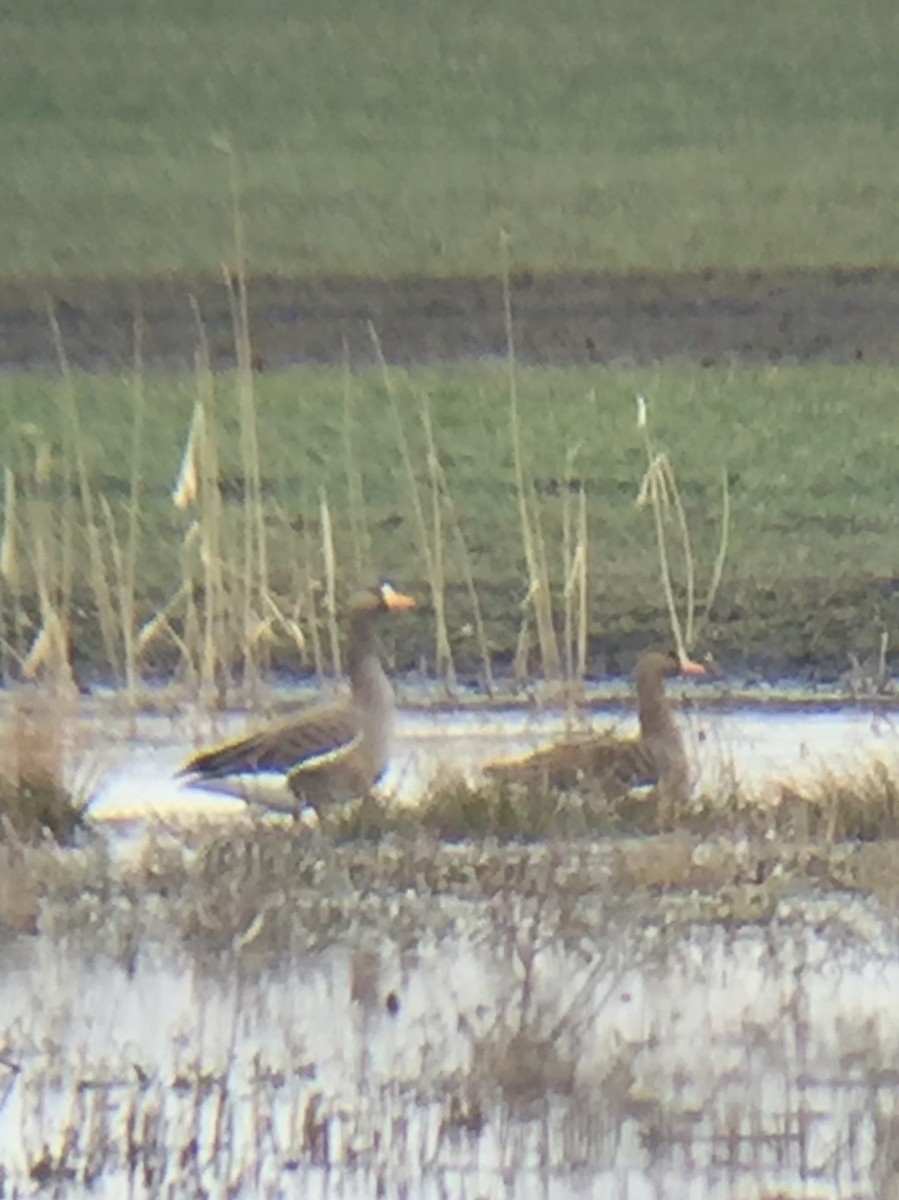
483, 650, 707, 799
178, 582, 416, 816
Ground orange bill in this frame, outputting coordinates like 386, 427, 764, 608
381, 582, 417, 611
679, 656, 707, 676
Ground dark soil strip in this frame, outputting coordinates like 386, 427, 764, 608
2, 265, 898, 373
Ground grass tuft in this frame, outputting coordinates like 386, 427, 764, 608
0, 690, 91, 844
475, 1025, 576, 1108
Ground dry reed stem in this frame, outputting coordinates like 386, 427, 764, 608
698, 465, 731, 629
135, 583, 191, 655
172, 395, 203, 512
341, 345, 373, 580
0, 466, 20, 682
633, 400, 691, 643
302, 540, 325, 681
196, 383, 228, 700
24, 439, 56, 653
561, 444, 588, 705
500, 232, 560, 680
122, 313, 146, 702
636, 397, 691, 659
576, 483, 588, 683
429, 450, 495, 693
879, 630, 889, 683
319, 488, 341, 676
368, 323, 455, 687
417, 386, 456, 690
46, 299, 122, 680
191, 300, 232, 701
222, 266, 265, 689
18, 436, 74, 687
637, 393, 730, 655
0, 467, 17, 586
219, 142, 268, 695
21, 602, 72, 684
98, 493, 125, 651
513, 587, 535, 683
562, 458, 574, 692
261, 589, 305, 656
638, 452, 688, 663
659, 454, 696, 647
58, 397, 75, 635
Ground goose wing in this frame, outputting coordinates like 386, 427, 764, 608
484, 732, 660, 793
179, 700, 360, 781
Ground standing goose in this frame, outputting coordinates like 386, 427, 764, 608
483, 650, 707, 800
178, 582, 416, 817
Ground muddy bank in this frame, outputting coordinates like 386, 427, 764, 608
57, 573, 899, 689
2, 265, 898, 373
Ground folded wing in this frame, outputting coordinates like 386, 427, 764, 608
178, 701, 360, 782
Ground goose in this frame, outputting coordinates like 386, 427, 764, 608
484, 649, 707, 800
178, 581, 416, 817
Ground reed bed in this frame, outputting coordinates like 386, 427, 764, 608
5, 337, 897, 687
1, 261, 732, 705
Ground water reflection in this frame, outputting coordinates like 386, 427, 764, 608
0, 902, 897, 1197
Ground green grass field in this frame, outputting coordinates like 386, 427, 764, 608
5, 0, 899, 278
1, 361, 897, 679
3, 1, 899, 681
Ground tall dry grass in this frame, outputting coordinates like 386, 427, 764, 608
1, 424, 76, 690
561, 444, 589, 703
121, 314, 147, 702
636, 393, 729, 659
341, 347, 373, 583
47, 299, 121, 682
501, 232, 561, 683
369, 324, 456, 689
0, 223, 738, 705
0, 688, 92, 844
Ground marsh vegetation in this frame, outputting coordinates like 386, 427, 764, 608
0, 807, 897, 1196
3, 0, 899, 1194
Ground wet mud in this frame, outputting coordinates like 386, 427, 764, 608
2, 264, 898, 372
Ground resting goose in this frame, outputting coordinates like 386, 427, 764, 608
483, 649, 707, 800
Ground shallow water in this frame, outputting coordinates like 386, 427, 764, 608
88, 698, 899, 822
5, 691, 897, 1195
7, 689, 899, 1195
2, 896, 899, 1197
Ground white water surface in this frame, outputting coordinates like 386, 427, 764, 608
85, 698, 899, 822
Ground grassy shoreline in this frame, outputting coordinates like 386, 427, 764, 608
1, 359, 897, 685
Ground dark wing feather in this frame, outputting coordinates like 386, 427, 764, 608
179, 701, 360, 780
484, 732, 661, 793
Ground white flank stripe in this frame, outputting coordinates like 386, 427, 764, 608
290, 731, 364, 775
